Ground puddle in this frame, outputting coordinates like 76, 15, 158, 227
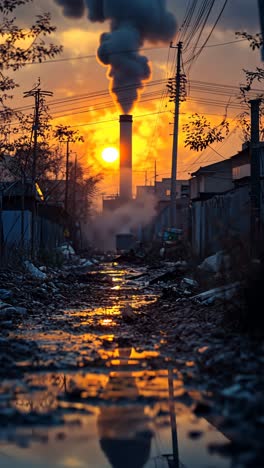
0, 265, 231, 467
0, 367, 230, 468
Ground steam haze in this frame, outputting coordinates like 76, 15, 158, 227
88, 194, 157, 251
53, 0, 177, 113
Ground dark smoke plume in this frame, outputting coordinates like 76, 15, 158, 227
54, 0, 177, 113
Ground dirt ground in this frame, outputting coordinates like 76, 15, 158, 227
0, 259, 263, 468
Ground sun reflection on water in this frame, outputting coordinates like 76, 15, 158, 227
99, 318, 116, 327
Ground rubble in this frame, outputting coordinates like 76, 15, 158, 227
0, 256, 262, 467
191, 282, 240, 305
24, 261, 47, 280
0, 288, 13, 300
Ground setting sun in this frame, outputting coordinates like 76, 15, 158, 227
102, 147, 119, 163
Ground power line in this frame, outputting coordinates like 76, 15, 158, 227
11, 76, 262, 117
186, 0, 229, 73
10, 77, 261, 121
13, 38, 247, 68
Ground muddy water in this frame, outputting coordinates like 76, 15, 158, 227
0, 265, 231, 468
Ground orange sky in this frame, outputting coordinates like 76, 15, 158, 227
10, 0, 263, 207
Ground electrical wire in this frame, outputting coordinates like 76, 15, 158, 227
186, 0, 229, 74
9, 77, 261, 121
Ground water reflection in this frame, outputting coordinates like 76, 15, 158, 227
98, 348, 152, 468
0, 364, 231, 468
0, 265, 233, 467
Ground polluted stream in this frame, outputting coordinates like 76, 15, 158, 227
0, 264, 232, 468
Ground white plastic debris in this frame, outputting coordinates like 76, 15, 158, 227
24, 261, 47, 280
198, 251, 230, 273
181, 278, 199, 288
160, 247, 165, 258
57, 243, 76, 260
192, 282, 240, 305
221, 384, 242, 397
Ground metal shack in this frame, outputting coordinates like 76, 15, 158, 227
116, 233, 136, 252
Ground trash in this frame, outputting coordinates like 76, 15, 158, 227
149, 269, 182, 285
221, 384, 242, 397
160, 246, 165, 258
181, 278, 199, 289
192, 282, 240, 305
24, 261, 47, 280
198, 251, 230, 274
57, 243, 76, 260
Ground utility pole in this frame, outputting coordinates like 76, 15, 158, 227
154, 159, 157, 193
168, 42, 183, 227
24, 83, 53, 259
60, 137, 75, 213
21, 173, 25, 253
250, 99, 262, 257
71, 153, 78, 248
65, 139, 70, 212
73, 153, 77, 217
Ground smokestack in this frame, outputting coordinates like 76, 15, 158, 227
119, 114, 133, 201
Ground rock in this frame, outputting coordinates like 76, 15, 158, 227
80, 260, 93, 268
198, 251, 230, 273
0, 289, 13, 300
0, 337, 8, 345
34, 287, 49, 298
91, 258, 99, 264
122, 305, 136, 322
24, 261, 47, 280
0, 301, 11, 310
14, 307, 28, 315
0, 306, 18, 317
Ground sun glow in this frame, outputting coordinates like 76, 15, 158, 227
102, 147, 119, 163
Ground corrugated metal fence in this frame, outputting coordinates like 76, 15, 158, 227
191, 185, 251, 258
0, 209, 65, 264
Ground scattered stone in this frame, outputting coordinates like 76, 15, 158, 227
0, 289, 13, 300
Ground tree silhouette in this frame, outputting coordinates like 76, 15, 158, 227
0, 0, 62, 153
